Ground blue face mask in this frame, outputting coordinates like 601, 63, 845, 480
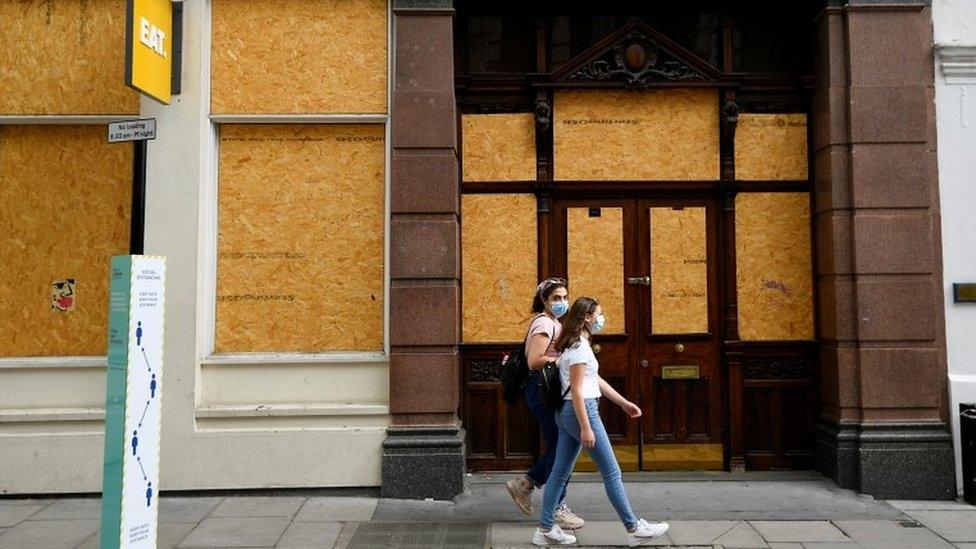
589, 314, 605, 334
550, 300, 569, 318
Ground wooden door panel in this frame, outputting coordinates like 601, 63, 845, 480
639, 200, 724, 458
598, 374, 629, 441
553, 199, 641, 448
466, 389, 498, 456
462, 346, 539, 471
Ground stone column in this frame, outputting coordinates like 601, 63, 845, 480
381, 0, 464, 500
814, 0, 956, 499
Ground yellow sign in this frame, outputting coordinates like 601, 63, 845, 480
125, 0, 172, 104
661, 365, 701, 380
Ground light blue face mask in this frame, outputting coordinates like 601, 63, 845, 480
550, 300, 569, 318
589, 314, 605, 334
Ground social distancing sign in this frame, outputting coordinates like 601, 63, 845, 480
101, 256, 166, 548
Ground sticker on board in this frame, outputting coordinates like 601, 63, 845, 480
52, 279, 76, 312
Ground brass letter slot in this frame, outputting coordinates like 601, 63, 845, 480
661, 365, 701, 380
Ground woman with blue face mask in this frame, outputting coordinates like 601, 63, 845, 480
532, 296, 669, 546
506, 278, 584, 531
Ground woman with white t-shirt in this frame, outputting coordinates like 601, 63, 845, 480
531, 296, 669, 547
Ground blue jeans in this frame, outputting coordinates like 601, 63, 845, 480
524, 373, 568, 506
540, 398, 638, 530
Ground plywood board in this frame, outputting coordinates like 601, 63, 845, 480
461, 114, 536, 182
215, 124, 385, 352
735, 114, 809, 181
0, 0, 139, 114
735, 193, 814, 340
211, 0, 388, 114
651, 207, 708, 334
461, 194, 537, 343
553, 89, 719, 181
567, 207, 625, 334
0, 125, 131, 356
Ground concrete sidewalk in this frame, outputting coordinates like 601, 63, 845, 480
0, 472, 973, 548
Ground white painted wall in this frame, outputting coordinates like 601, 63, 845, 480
933, 0, 976, 497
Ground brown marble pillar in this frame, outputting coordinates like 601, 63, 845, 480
813, 0, 955, 499
381, 0, 464, 500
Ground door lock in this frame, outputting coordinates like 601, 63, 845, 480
675, 343, 685, 353
626, 276, 651, 286
640, 359, 649, 369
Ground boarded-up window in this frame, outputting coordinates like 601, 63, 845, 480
567, 207, 625, 335
735, 193, 813, 340
0, 0, 139, 115
554, 89, 719, 181
215, 124, 385, 352
211, 0, 388, 114
735, 114, 808, 181
0, 125, 131, 356
461, 114, 536, 182
461, 194, 537, 343
651, 207, 708, 334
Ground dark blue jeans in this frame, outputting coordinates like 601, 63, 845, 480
524, 372, 569, 506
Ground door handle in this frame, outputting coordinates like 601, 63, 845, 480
626, 276, 650, 286
640, 359, 649, 369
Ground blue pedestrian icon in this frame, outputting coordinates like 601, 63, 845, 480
150, 374, 157, 398
136, 321, 143, 346
146, 482, 153, 507
131, 430, 138, 456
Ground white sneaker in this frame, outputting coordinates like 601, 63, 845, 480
627, 518, 669, 546
532, 524, 578, 546
554, 504, 585, 529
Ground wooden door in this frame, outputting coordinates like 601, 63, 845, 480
636, 199, 724, 470
552, 197, 724, 471
551, 199, 641, 470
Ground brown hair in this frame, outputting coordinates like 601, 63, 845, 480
554, 296, 599, 353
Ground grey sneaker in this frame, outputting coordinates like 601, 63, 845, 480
506, 478, 534, 515
554, 504, 585, 529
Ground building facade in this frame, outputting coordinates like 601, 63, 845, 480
933, 0, 976, 497
0, 0, 961, 501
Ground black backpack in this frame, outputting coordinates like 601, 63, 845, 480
499, 344, 530, 405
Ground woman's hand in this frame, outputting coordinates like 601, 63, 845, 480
580, 426, 596, 448
621, 401, 642, 419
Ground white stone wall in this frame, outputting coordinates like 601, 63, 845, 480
933, 0, 976, 496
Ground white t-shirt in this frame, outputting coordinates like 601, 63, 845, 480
556, 336, 602, 400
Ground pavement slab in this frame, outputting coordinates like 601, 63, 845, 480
275, 520, 344, 549
295, 497, 378, 522
0, 503, 45, 527
833, 520, 956, 549
178, 516, 291, 548
0, 519, 98, 549
749, 521, 850, 543
27, 498, 101, 520
667, 520, 767, 547
159, 497, 224, 523
886, 500, 975, 511
902, 511, 976, 543
209, 496, 305, 518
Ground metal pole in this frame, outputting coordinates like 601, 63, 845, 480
130, 140, 147, 254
